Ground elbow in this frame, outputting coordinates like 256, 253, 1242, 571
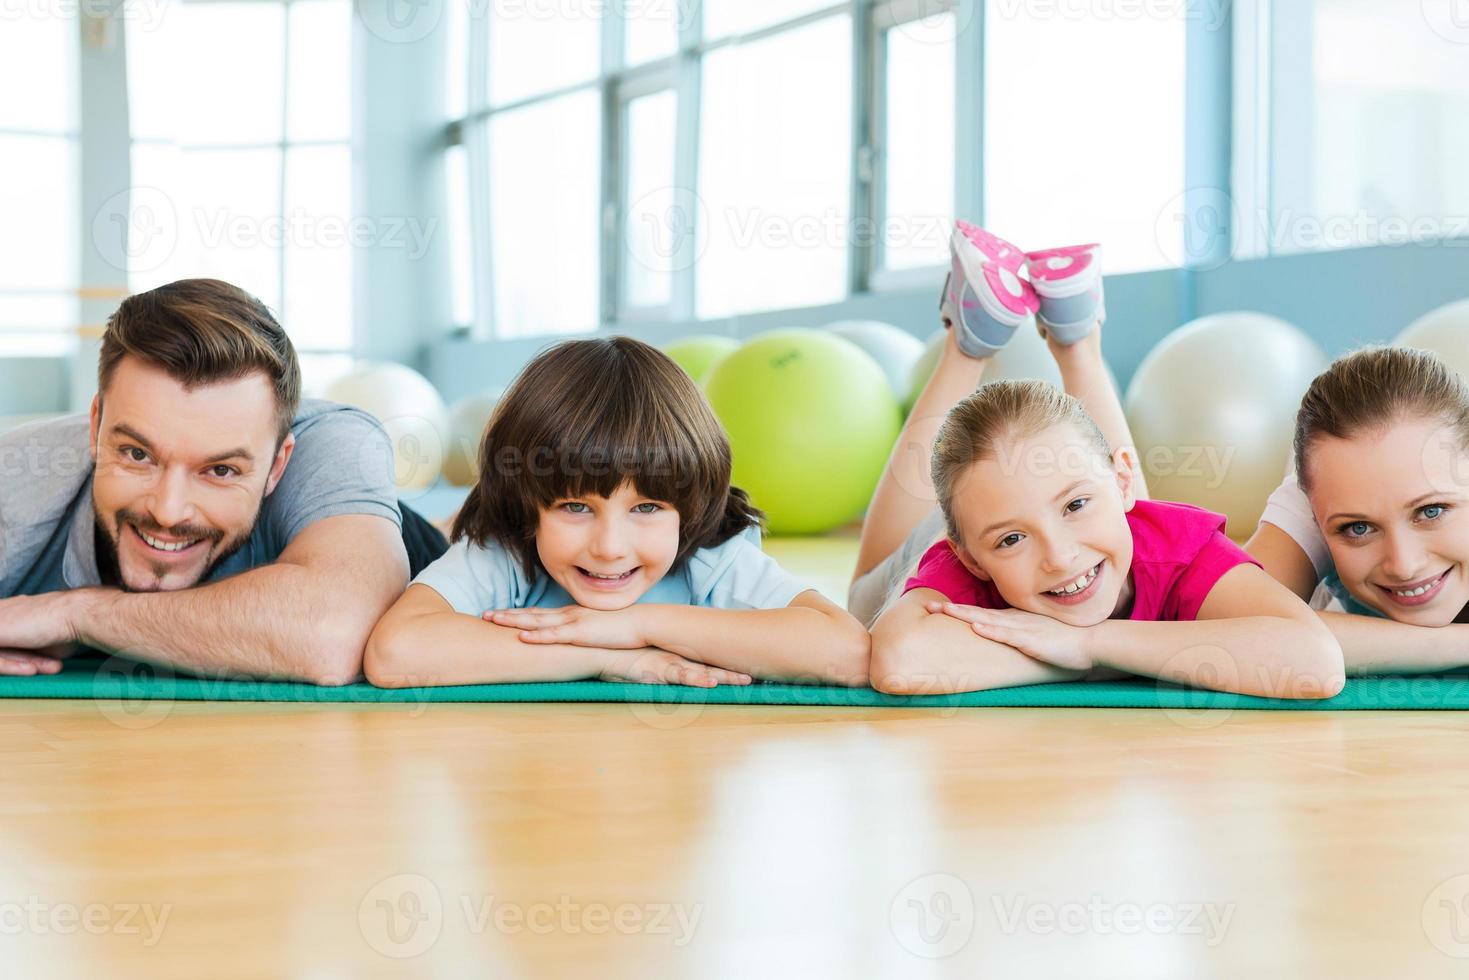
868, 631, 923, 696
1262, 617, 1344, 700
300, 616, 368, 687
818, 617, 872, 688
1299, 621, 1346, 699
363, 620, 415, 689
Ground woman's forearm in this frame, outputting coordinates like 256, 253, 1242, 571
1319, 612, 1469, 675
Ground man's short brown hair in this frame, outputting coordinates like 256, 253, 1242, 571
98, 279, 302, 442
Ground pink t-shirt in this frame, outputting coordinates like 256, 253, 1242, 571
903, 499, 1259, 622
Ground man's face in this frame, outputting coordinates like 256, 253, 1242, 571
89, 357, 293, 592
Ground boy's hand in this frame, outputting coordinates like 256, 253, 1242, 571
485, 605, 649, 650
597, 648, 752, 688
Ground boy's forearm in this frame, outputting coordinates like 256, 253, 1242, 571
639, 604, 867, 686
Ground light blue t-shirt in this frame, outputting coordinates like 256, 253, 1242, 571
414, 525, 812, 614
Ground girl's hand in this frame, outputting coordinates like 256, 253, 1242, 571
598, 648, 752, 688
485, 605, 648, 649
927, 600, 1095, 671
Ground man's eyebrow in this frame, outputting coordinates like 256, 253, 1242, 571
109, 422, 155, 452
108, 422, 253, 464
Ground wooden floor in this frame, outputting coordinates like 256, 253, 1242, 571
6, 529, 1468, 977
4, 700, 1469, 978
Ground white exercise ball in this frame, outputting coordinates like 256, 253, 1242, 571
1125, 312, 1327, 536
1395, 299, 1469, 377
824, 320, 925, 400
325, 362, 448, 490
442, 391, 502, 487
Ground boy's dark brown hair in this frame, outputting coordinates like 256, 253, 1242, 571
452, 336, 764, 582
98, 278, 302, 444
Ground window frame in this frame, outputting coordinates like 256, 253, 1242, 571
124, 0, 355, 358
449, 0, 970, 339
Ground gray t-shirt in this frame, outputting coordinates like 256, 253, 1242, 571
0, 399, 402, 597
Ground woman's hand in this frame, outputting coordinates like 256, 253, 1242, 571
927, 600, 1095, 671
485, 605, 649, 649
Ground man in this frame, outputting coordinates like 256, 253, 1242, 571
0, 279, 446, 684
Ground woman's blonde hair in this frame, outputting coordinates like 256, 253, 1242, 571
1294, 345, 1469, 492
931, 379, 1112, 542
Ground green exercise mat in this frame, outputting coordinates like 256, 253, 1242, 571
0, 655, 1465, 709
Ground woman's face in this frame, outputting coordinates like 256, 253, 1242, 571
1305, 415, 1469, 626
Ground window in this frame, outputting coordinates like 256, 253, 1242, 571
876, 8, 957, 274
447, 0, 1209, 338
126, 0, 353, 381
983, 0, 1187, 272
1266, 0, 1469, 254
486, 91, 602, 337
696, 14, 853, 318
0, 15, 79, 355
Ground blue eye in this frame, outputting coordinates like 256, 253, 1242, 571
1340, 521, 1372, 539
633, 503, 661, 514
1420, 504, 1447, 521
561, 501, 590, 514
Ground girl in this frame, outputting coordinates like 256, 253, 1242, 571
365, 337, 869, 689
1247, 345, 1469, 673
859, 221, 1344, 698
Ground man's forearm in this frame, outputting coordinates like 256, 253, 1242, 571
68, 562, 383, 684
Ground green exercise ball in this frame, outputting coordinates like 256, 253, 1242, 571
704, 329, 900, 535
664, 335, 740, 384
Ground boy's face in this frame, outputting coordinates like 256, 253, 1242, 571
535, 481, 682, 609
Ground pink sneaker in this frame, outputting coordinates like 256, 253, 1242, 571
1025, 243, 1105, 344
940, 220, 1040, 358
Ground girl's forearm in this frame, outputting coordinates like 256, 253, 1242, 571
1319, 612, 1469, 675
1088, 616, 1344, 698
870, 612, 1083, 695
639, 604, 868, 686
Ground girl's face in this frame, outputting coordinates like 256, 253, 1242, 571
948, 424, 1139, 627
1305, 415, 1469, 626
535, 481, 682, 610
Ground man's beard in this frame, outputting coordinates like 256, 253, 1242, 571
94, 505, 260, 593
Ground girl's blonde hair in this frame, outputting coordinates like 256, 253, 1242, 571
931, 379, 1112, 542
452, 337, 763, 582
1294, 345, 1469, 492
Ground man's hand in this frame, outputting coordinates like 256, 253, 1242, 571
0, 591, 95, 675
927, 600, 1096, 671
485, 605, 650, 650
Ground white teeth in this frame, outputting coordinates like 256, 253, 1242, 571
584, 569, 631, 580
1047, 564, 1098, 596
1392, 583, 1433, 597
139, 529, 197, 553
